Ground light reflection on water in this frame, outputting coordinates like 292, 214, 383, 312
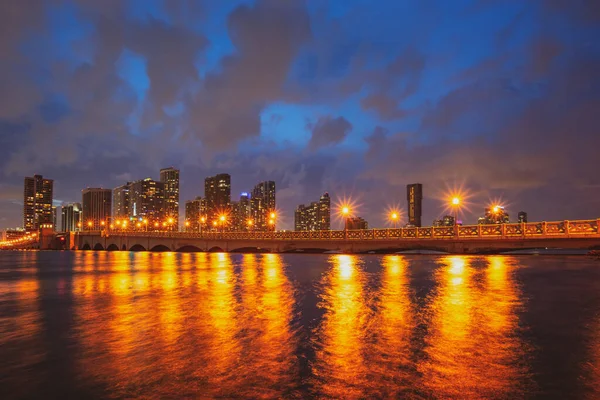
0, 251, 599, 398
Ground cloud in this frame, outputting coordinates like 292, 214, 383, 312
307, 115, 352, 150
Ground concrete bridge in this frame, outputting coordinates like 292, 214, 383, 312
73, 219, 600, 254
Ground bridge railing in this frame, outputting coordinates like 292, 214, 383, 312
77, 219, 600, 241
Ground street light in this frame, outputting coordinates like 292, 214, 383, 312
87, 221, 93, 230
200, 216, 206, 235
451, 197, 460, 227
390, 212, 399, 229
247, 219, 253, 232
341, 206, 350, 237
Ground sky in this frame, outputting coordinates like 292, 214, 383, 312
1, 0, 599, 230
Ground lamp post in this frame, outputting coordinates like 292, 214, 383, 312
390, 212, 399, 229
87, 221, 93, 231
342, 206, 350, 239
219, 215, 226, 234
268, 212, 276, 232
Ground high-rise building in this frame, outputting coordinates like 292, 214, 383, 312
129, 178, 165, 225
478, 206, 510, 224
52, 206, 57, 231
61, 203, 82, 232
232, 192, 251, 231
318, 192, 331, 230
82, 188, 112, 229
112, 183, 131, 221
518, 211, 528, 223
23, 175, 54, 231
346, 216, 369, 230
294, 192, 331, 231
204, 173, 231, 224
407, 183, 423, 227
160, 167, 180, 226
251, 181, 276, 231
433, 215, 455, 227
185, 196, 207, 231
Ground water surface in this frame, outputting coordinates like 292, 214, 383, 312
1, 251, 599, 399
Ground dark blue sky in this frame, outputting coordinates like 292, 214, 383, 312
1, 0, 599, 229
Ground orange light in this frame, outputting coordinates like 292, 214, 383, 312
136, 223, 141, 228
185, 221, 190, 227
270, 212, 276, 219
200, 216, 206, 223
100, 221, 105, 226
168, 218, 174, 224
87, 221, 93, 227
212, 221, 217, 226
109, 224, 114, 229
269, 219, 274, 225
143, 219, 148, 224
154, 222, 159, 227
116, 220, 121, 226
391, 212, 398, 220
342, 206, 350, 215
492, 205, 500, 213
247, 219, 253, 226
452, 197, 460, 206
220, 215, 226, 222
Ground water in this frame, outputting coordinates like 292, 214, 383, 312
1, 252, 599, 399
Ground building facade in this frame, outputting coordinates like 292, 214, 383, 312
185, 196, 207, 232
478, 206, 510, 224
160, 167, 180, 226
129, 178, 166, 225
23, 175, 54, 231
204, 173, 231, 224
82, 188, 112, 229
61, 203, 82, 232
294, 192, 331, 231
251, 181, 276, 231
407, 183, 423, 227
231, 193, 251, 231
112, 183, 131, 221
346, 217, 369, 230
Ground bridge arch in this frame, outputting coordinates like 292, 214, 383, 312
129, 244, 146, 252
81, 243, 91, 250
208, 246, 226, 252
150, 244, 170, 252
176, 245, 203, 252
93, 243, 104, 251
106, 244, 119, 251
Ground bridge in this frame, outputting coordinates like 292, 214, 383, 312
70, 219, 600, 254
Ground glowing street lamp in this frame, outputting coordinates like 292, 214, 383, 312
451, 197, 461, 226
87, 221, 93, 230
341, 205, 351, 234
390, 211, 399, 229
247, 219, 254, 232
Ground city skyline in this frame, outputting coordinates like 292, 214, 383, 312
0, 1, 599, 231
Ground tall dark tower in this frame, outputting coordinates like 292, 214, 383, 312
160, 167, 180, 226
407, 183, 423, 227
204, 173, 231, 223
23, 175, 54, 231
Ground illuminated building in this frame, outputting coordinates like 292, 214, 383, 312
23, 175, 54, 231
479, 206, 510, 224
112, 183, 131, 221
294, 193, 330, 231
52, 206, 57, 231
82, 188, 112, 229
407, 183, 423, 227
433, 215, 455, 227
318, 192, 331, 230
518, 211, 528, 223
61, 203, 81, 232
160, 167, 180, 227
129, 178, 165, 224
232, 192, 251, 231
251, 181, 276, 231
185, 196, 205, 231
346, 216, 369, 230
204, 173, 231, 224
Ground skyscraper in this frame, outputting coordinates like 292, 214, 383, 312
61, 203, 82, 232
185, 196, 206, 231
318, 192, 331, 230
346, 216, 369, 230
23, 175, 54, 231
204, 173, 231, 224
294, 193, 331, 231
112, 183, 131, 221
251, 181, 276, 231
129, 178, 165, 224
160, 167, 180, 226
82, 188, 112, 229
232, 192, 251, 231
407, 183, 423, 227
